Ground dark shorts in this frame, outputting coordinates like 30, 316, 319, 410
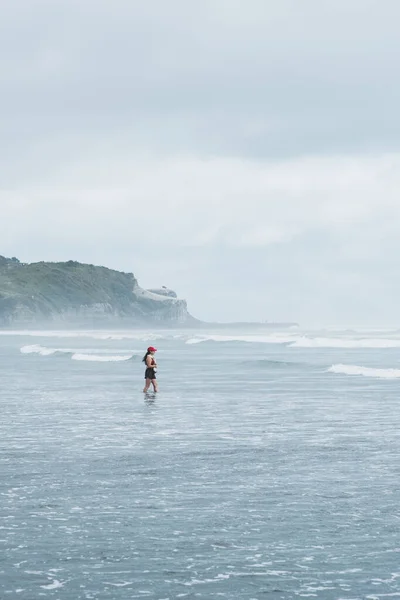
145, 367, 156, 380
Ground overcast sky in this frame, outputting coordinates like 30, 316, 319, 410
1, 0, 400, 327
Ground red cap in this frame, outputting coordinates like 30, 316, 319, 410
147, 346, 157, 352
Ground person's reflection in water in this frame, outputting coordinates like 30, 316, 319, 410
144, 392, 156, 405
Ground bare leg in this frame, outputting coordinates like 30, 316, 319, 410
151, 379, 159, 393
143, 378, 151, 393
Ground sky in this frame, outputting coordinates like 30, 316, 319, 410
1, 0, 400, 327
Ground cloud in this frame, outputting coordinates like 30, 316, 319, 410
2, 152, 400, 326
1, 1, 400, 325
0, 153, 394, 244
2, 0, 400, 180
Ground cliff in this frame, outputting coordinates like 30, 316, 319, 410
0, 256, 196, 327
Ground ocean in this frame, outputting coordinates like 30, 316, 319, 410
1, 327, 400, 599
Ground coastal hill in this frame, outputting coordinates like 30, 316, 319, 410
0, 256, 195, 327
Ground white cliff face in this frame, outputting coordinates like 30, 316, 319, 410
132, 283, 191, 323
146, 287, 177, 299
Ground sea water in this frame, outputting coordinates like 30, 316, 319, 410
1, 327, 400, 599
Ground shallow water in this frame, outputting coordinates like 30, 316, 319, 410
1, 328, 400, 599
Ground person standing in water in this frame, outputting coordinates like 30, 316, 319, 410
143, 346, 158, 393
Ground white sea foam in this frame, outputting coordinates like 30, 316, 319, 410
291, 336, 400, 349
20, 345, 66, 356
329, 364, 400, 379
21, 345, 135, 362
103, 581, 135, 587
40, 580, 64, 590
185, 334, 297, 345
13, 328, 400, 350
2, 329, 164, 341
185, 333, 400, 348
71, 353, 133, 362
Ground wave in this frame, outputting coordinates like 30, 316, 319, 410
3, 329, 164, 341
20, 344, 71, 356
71, 353, 133, 362
185, 334, 297, 345
185, 333, 400, 349
20, 345, 135, 362
14, 330, 400, 351
291, 337, 400, 349
328, 364, 400, 379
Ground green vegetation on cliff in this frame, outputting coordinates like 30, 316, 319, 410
0, 256, 191, 326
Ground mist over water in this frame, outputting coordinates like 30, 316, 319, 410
1, 326, 400, 599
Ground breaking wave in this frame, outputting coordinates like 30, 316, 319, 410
20, 345, 135, 362
4, 330, 164, 341
21, 344, 72, 356
185, 334, 297, 345
291, 337, 400, 349
14, 329, 400, 351
328, 364, 400, 379
185, 333, 400, 349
